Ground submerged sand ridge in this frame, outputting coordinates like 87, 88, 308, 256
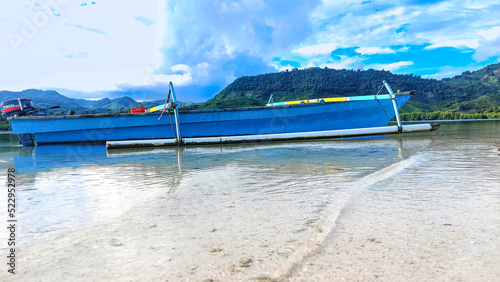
8, 163, 345, 280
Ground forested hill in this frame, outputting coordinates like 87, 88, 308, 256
202, 63, 500, 114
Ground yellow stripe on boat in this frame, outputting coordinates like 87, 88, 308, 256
266, 94, 399, 107
283, 97, 345, 105
323, 97, 347, 103
146, 106, 159, 113
285, 100, 304, 105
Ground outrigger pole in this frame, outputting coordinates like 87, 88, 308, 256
169, 81, 183, 145
106, 123, 439, 149
383, 80, 402, 132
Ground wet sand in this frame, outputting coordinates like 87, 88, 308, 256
5, 155, 499, 281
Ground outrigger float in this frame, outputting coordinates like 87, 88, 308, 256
2, 81, 439, 149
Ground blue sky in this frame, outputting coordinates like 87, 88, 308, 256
1, 0, 499, 102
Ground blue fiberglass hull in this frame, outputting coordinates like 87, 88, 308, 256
9, 95, 411, 145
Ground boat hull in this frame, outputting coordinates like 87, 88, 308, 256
9, 95, 411, 145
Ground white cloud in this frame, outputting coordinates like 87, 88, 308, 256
316, 56, 362, 70
153, 0, 168, 70
217, 0, 266, 14
32, 69, 150, 92
194, 62, 211, 79
159, 0, 315, 88
425, 39, 480, 50
197, 62, 210, 69
309, 5, 413, 48
278, 65, 295, 72
293, 43, 338, 55
368, 61, 414, 72
384, 61, 414, 71
473, 29, 500, 62
24, 67, 192, 93
307, 0, 499, 62
149, 73, 193, 86
478, 26, 500, 41
422, 65, 476, 80
355, 47, 395, 55
466, 3, 488, 9
150, 64, 193, 86
171, 64, 191, 73
0, 0, 164, 92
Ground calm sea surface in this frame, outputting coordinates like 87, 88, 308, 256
0, 120, 499, 251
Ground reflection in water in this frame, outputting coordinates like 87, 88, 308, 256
0, 132, 22, 154
6, 145, 179, 244
5, 138, 408, 245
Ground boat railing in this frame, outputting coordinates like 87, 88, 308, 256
265, 82, 412, 107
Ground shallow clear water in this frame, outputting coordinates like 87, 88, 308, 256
0, 120, 499, 252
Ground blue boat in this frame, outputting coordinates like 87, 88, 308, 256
4, 81, 436, 147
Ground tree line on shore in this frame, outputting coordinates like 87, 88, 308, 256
400, 108, 500, 121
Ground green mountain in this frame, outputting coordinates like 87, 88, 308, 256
0, 90, 197, 115
0, 89, 142, 115
201, 63, 500, 119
